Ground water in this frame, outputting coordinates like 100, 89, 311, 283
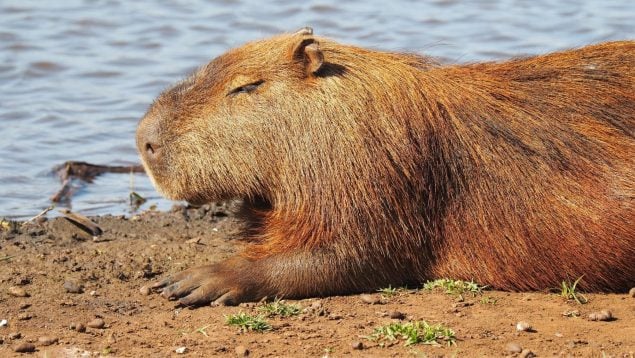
1, 0, 633, 219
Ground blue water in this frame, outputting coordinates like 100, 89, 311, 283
1, 0, 633, 219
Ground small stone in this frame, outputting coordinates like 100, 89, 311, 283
13, 342, 36, 353
562, 310, 580, 317
519, 348, 535, 358
175, 346, 187, 354
8, 286, 28, 297
629, 287, 635, 298
71, 322, 86, 332
37, 336, 58, 346
351, 341, 364, 350
588, 310, 613, 321
516, 321, 532, 332
185, 237, 200, 244
15, 276, 31, 286
63, 280, 84, 294
360, 294, 381, 304
235, 345, 249, 356
505, 342, 523, 353
8, 332, 22, 339
139, 285, 151, 296
0, 319, 8, 327
388, 310, 405, 320
555, 332, 563, 338
19, 303, 31, 310
87, 318, 105, 329
17, 313, 31, 321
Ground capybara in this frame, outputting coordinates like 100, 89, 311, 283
136, 28, 634, 305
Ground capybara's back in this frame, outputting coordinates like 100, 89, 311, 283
137, 28, 634, 305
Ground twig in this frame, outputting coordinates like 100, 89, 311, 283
23, 205, 55, 224
59, 209, 103, 236
51, 161, 145, 203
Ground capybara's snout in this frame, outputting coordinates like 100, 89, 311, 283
136, 113, 162, 169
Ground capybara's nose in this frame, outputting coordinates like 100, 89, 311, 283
136, 116, 162, 165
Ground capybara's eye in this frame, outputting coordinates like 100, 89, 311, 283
227, 80, 264, 96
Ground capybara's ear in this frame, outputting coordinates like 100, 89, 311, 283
294, 26, 313, 36
292, 36, 324, 76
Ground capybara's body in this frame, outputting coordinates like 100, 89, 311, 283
137, 28, 634, 305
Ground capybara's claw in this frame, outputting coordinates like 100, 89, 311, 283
152, 263, 248, 306
161, 281, 202, 301
178, 287, 234, 307
151, 277, 173, 289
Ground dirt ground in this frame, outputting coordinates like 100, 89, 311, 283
0, 205, 633, 357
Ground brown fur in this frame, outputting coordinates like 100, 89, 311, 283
137, 29, 634, 305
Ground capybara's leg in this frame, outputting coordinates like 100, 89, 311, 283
153, 245, 407, 305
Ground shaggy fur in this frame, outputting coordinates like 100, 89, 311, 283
137, 29, 634, 305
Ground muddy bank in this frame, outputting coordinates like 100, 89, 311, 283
0, 207, 633, 357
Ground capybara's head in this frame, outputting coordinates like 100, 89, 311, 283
137, 28, 434, 205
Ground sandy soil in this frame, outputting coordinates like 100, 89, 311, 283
1, 205, 633, 357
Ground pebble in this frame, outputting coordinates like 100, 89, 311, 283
87, 318, 105, 329
19, 303, 31, 310
519, 349, 535, 358
8, 332, 22, 339
71, 323, 86, 332
505, 342, 523, 353
139, 285, 151, 296
302, 301, 326, 316
562, 310, 579, 317
0, 319, 7, 327
175, 346, 188, 354
17, 313, 31, 321
588, 310, 613, 321
388, 310, 405, 320
351, 341, 364, 350
516, 321, 532, 332
8, 286, 29, 297
63, 280, 84, 294
360, 294, 381, 304
185, 237, 200, 244
37, 336, 58, 346
13, 342, 36, 353
629, 287, 635, 298
235, 345, 249, 356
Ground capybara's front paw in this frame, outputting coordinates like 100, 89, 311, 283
152, 262, 253, 306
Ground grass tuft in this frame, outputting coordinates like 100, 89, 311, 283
195, 324, 211, 337
377, 285, 415, 297
258, 298, 301, 317
378, 285, 398, 297
560, 276, 587, 304
225, 312, 271, 332
368, 321, 456, 346
423, 278, 485, 297
479, 296, 498, 305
